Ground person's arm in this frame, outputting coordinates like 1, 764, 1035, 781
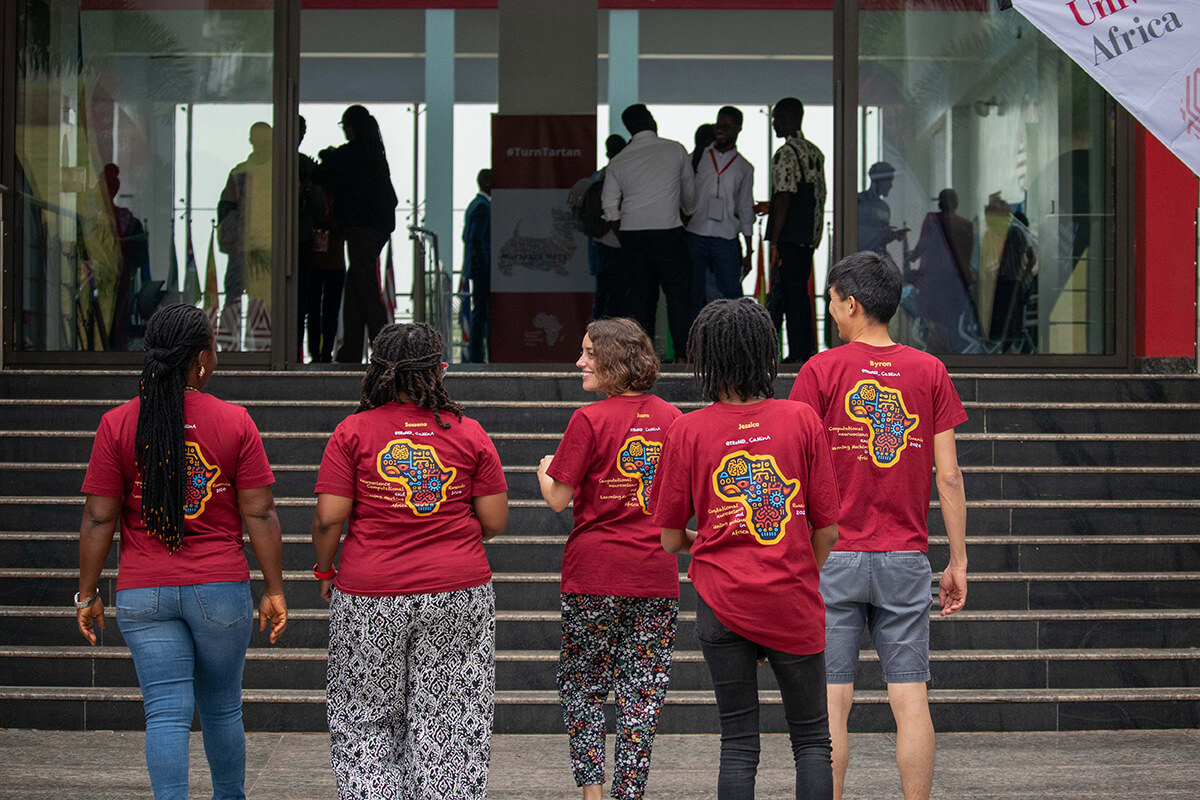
660, 527, 698, 554
601, 164, 622, 228
810, 523, 838, 570
472, 492, 509, 541
312, 493, 352, 604
537, 455, 574, 513
77, 495, 121, 646
933, 428, 967, 615
679, 147, 697, 218
238, 485, 287, 643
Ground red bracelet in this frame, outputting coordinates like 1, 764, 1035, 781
312, 563, 336, 580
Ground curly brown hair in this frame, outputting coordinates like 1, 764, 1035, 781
586, 317, 659, 396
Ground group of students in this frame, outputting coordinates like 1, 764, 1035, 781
75, 248, 967, 800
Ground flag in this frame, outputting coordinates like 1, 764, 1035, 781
752, 227, 768, 305
182, 229, 201, 305
164, 225, 181, 304
203, 228, 219, 326
1011, 0, 1199, 176
380, 237, 396, 323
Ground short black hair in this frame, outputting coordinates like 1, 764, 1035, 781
717, 105, 743, 127
827, 251, 903, 325
605, 134, 627, 160
687, 298, 778, 403
621, 104, 656, 135
773, 97, 805, 127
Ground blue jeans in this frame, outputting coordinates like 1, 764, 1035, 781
688, 233, 743, 317
117, 581, 254, 800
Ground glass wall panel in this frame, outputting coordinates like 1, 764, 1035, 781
858, 1, 1115, 356
14, 1, 274, 353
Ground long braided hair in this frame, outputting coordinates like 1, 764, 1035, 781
687, 298, 778, 403
135, 304, 213, 553
356, 323, 463, 428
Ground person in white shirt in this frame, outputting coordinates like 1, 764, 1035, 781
686, 106, 756, 317
601, 104, 696, 359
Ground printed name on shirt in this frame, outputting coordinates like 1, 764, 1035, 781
738, 422, 760, 430
403, 421, 429, 427
637, 413, 651, 419
869, 360, 892, 367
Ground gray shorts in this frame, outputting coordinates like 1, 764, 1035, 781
820, 550, 932, 685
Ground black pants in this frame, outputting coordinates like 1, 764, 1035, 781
592, 242, 625, 320
696, 595, 832, 800
304, 266, 345, 361
336, 227, 389, 363
774, 244, 816, 363
468, 270, 490, 364
620, 227, 693, 358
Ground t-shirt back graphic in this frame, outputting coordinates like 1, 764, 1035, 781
376, 438, 457, 516
547, 393, 682, 599
183, 441, 222, 518
790, 341, 967, 552
712, 451, 800, 546
845, 379, 920, 468
615, 434, 661, 513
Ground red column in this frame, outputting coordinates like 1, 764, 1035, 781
1135, 127, 1199, 358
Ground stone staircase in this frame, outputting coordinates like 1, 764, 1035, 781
0, 369, 1198, 733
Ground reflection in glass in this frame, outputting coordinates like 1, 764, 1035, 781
858, 3, 1114, 356
15, 2, 274, 352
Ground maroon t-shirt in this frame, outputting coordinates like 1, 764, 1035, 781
81, 392, 275, 591
315, 402, 507, 596
651, 399, 841, 655
547, 394, 682, 599
789, 341, 967, 552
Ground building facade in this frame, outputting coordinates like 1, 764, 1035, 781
1, 0, 1196, 370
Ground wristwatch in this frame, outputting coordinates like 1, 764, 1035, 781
73, 591, 100, 610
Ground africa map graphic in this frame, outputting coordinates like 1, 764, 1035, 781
376, 439, 457, 516
845, 379, 919, 468
616, 435, 662, 513
712, 451, 800, 546
183, 441, 220, 519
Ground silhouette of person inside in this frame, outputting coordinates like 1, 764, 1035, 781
464, 168, 492, 363
907, 189, 977, 353
857, 161, 907, 256
88, 163, 148, 351
691, 123, 716, 171
991, 209, 1038, 352
217, 121, 273, 351
319, 105, 398, 363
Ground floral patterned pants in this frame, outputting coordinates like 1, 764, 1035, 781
326, 584, 495, 800
557, 593, 678, 799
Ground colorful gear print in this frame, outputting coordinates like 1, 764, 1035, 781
845, 379, 919, 468
183, 441, 220, 519
616, 435, 663, 513
712, 451, 800, 545
376, 438, 457, 516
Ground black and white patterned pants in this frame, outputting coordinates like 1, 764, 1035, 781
327, 583, 496, 800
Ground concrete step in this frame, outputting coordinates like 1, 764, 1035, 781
4, 370, 1200, 404
1, 683, 1197, 733
4, 568, 1200, 612
5, 494, 1200, 536
4, 645, 1195, 693
6, 461, 1200, 502
3, 605, 1199, 651
5, 531, 1200, 573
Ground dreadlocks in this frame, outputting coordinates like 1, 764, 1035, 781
356, 323, 464, 428
688, 298, 778, 403
135, 304, 213, 553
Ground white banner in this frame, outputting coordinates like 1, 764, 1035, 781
1012, 0, 1199, 176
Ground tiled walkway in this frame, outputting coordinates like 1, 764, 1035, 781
1, 729, 1198, 798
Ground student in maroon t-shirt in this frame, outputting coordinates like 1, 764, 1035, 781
790, 251, 968, 800
537, 318, 682, 800
311, 323, 508, 800
77, 304, 287, 800
652, 298, 840, 800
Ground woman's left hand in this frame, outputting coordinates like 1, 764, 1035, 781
77, 596, 106, 646
319, 578, 335, 604
258, 592, 288, 643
